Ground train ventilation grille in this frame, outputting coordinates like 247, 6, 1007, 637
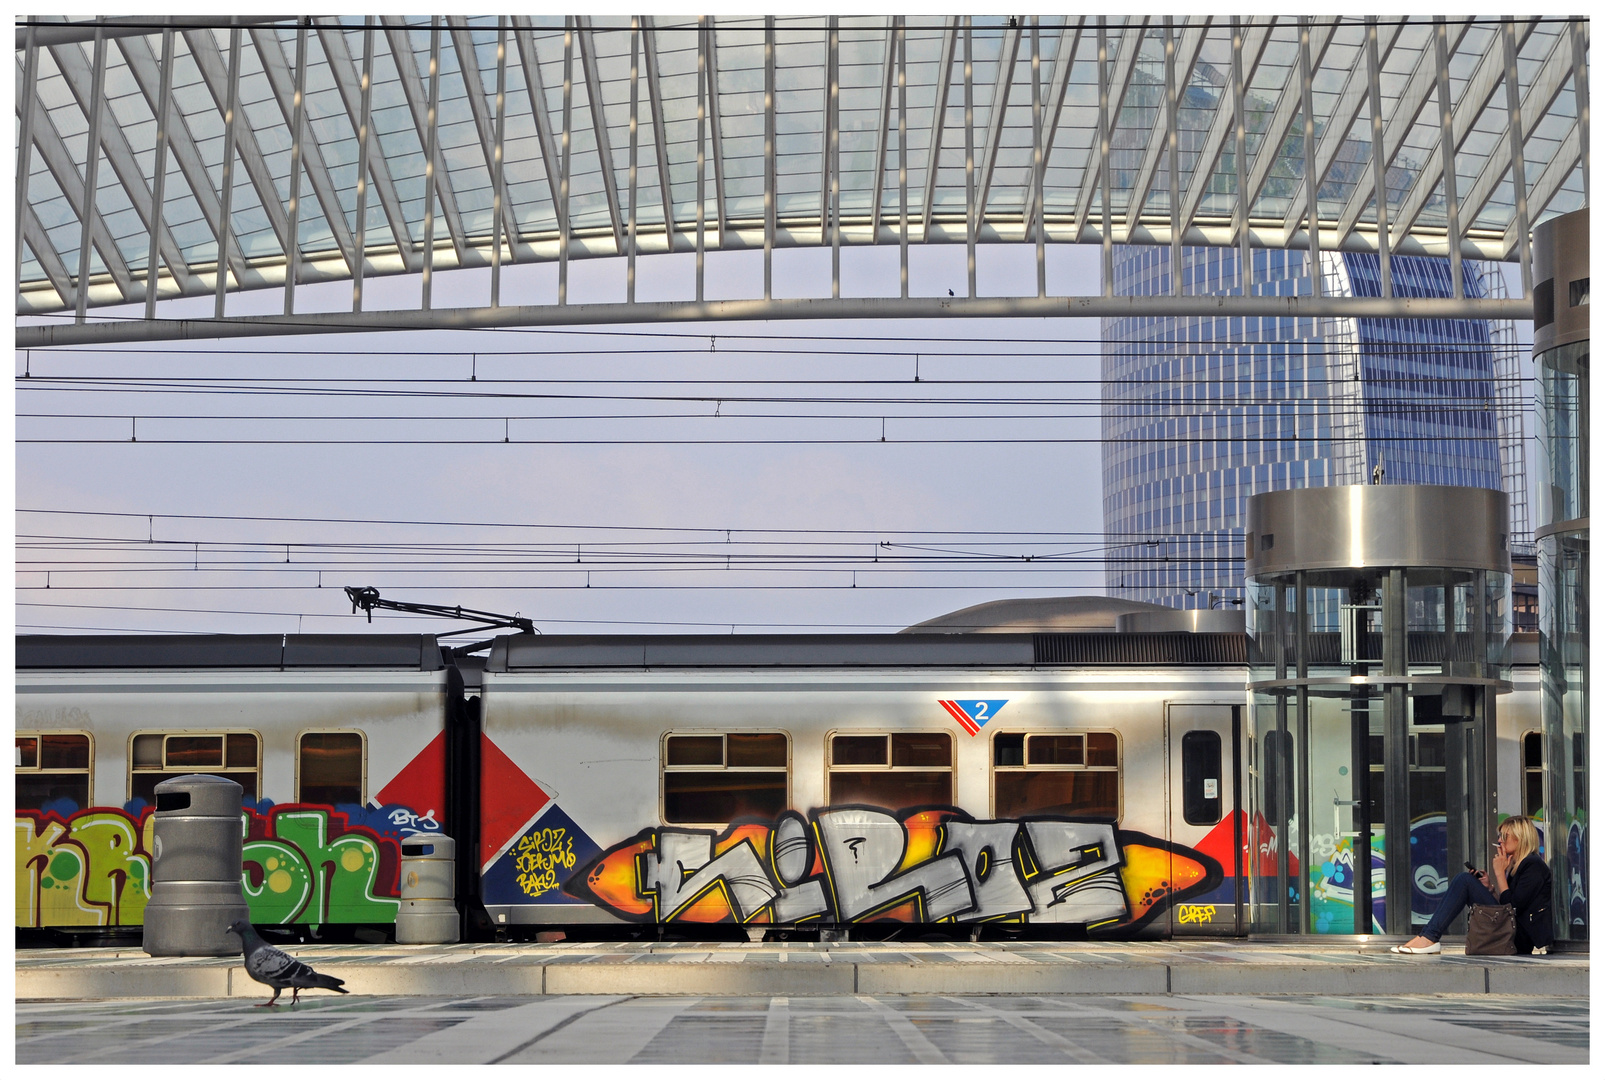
1032, 632, 1247, 666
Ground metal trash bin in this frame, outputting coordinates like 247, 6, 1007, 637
142, 774, 251, 956
396, 833, 459, 944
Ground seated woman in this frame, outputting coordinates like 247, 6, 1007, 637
1392, 814, 1553, 955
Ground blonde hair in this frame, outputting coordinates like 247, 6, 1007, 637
1499, 815, 1542, 868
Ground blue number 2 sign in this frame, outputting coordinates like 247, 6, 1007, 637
938, 699, 1008, 736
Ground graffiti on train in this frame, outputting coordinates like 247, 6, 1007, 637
16, 803, 407, 928
565, 806, 1223, 930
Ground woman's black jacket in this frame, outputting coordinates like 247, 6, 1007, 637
1496, 853, 1555, 953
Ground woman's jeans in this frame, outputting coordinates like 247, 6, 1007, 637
1421, 871, 1499, 942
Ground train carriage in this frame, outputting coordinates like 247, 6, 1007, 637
15, 616, 1542, 942
475, 632, 1252, 937
16, 635, 454, 938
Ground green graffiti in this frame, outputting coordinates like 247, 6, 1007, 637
18, 804, 402, 929
257, 810, 399, 926
242, 838, 315, 925
48, 850, 81, 881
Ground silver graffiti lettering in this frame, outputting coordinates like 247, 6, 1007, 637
940, 821, 1033, 922
770, 812, 830, 922
1020, 821, 1127, 924
815, 809, 974, 922
638, 831, 778, 922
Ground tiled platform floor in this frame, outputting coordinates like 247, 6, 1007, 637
16, 992, 1589, 1064
17, 938, 1587, 1000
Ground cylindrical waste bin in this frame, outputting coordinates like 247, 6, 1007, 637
396, 833, 459, 944
142, 774, 251, 956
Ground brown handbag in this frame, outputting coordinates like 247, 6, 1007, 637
1465, 904, 1517, 955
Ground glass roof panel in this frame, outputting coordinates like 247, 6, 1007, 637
15, 15, 1583, 312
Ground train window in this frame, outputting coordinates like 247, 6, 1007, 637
298, 731, 366, 806
1522, 731, 1544, 817
662, 732, 789, 824
828, 732, 953, 810
16, 732, 93, 813
992, 731, 1120, 819
1180, 730, 1223, 825
129, 730, 260, 805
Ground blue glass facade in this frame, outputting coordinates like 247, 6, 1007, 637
1102, 245, 1526, 610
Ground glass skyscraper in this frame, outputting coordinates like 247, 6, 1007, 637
1101, 244, 1528, 610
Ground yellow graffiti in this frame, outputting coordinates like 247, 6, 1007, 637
15, 814, 151, 928
1177, 903, 1218, 925
514, 828, 576, 898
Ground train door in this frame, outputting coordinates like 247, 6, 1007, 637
1163, 704, 1243, 936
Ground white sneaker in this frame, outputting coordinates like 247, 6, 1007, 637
1389, 942, 1441, 954
1532, 945, 1550, 956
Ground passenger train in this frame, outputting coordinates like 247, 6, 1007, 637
15, 599, 1542, 942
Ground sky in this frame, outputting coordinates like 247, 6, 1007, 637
16, 242, 1149, 638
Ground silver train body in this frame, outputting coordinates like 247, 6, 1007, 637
15, 630, 1540, 938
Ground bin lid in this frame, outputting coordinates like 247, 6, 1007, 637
400, 833, 455, 859
153, 773, 243, 816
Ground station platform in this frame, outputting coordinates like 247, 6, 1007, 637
16, 938, 1588, 1001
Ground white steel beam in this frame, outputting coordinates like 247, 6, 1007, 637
1388, 18, 1537, 239
19, 292, 1536, 350
1501, 19, 1531, 296
381, 18, 470, 267
1099, 19, 1114, 291
251, 25, 359, 282
919, 20, 956, 237
510, 18, 566, 230
1365, 17, 1392, 297
1458, 27, 1576, 234
974, 24, 1022, 225
1239, 20, 1336, 229
1125, 18, 1209, 231
1177, 18, 1273, 232
703, 18, 729, 242
351, 21, 374, 309
143, 27, 173, 316
316, 23, 418, 274
15, 24, 38, 299
1073, 17, 1145, 243
870, 19, 898, 240
1280, 19, 1402, 240
74, 29, 109, 317
25, 74, 137, 300
22, 202, 76, 304
639, 17, 678, 252
1571, 19, 1588, 206
421, 20, 441, 307
1504, 123, 1581, 255
1334, 20, 1470, 243
46, 38, 196, 297
183, 29, 297, 261
447, 19, 527, 253
1433, 18, 1465, 297
575, 16, 626, 252
1020, 22, 1082, 238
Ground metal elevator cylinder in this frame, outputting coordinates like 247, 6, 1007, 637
142, 774, 251, 956
1244, 485, 1512, 939
396, 833, 459, 944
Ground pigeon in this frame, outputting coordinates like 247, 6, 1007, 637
226, 919, 349, 1007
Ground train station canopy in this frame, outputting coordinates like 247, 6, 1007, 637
14, 15, 1589, 343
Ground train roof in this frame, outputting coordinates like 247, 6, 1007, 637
15, 634, 446, 671
486, 632, 1248, 670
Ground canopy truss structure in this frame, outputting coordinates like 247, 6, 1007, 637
15, 15, 1589, 345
